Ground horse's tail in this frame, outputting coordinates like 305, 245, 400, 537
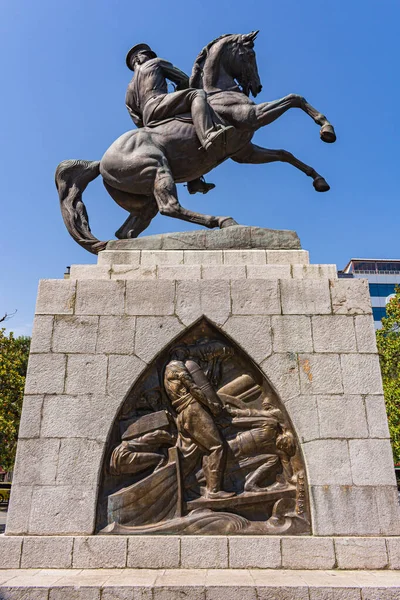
55, 159, 107, 255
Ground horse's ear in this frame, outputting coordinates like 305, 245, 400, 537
243, 30, 259, 45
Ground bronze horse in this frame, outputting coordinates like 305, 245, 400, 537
56, 32, 336, 254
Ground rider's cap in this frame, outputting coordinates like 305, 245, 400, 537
126, 43, 157, 70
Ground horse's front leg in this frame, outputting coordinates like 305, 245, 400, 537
232, 143, 330, 192
254, 94, 336, 143
153, 159, 238, 229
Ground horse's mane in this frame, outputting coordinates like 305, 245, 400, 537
190, 33, 235, 88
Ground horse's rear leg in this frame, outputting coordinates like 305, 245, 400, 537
103, 182, 158, 239
153, 159, 238, 229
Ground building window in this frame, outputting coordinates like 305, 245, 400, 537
369, 283, 397, 297
372, 307, 387, 322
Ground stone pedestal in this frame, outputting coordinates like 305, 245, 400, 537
2, 228, 400, 597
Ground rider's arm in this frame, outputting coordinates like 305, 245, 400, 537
158, 59, 190, 90
177, 368, 222, 416
126, 105, 144, 128
125, 86, 144, 128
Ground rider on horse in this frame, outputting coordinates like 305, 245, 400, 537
125, 43, 233, 195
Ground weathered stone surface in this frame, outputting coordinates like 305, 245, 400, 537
330, 279, 372, 315
231, 280, 280, 315
52, 316, 98, 353
40, 395, 115, 441
285, 396, 320, 442
184, 250, 223, 264
298, 354, 343, 394
56, 439, 105, 485
110, 265, 157, 279
222, 315, 272, 363
311, 316, 356, 353
141, 250, 184, 265
224, 250, 266, 264
272, 315, 313, 353
106, 226, 301, 251
49, 589, 100, 600
73, 536, 127, 568
69, 265, 111, 280
245, 265, 291, 279
310, 485, 400, 535
202, 265, 246, 279
175, 280, 230, 325
21, 537, 73, 569
181, 536, 228, 568
0, 537, 22, 568
75, 280, 125, 315
266, 249, 309, 264
36, 279, 76, 315
98, 249, 141, 266
18, 395, 43, 438
29, 486, 97, 535
282, 537, 335, 569
125, 280, 175, 315
5, 485, 33, 535
25, 353, 66, 395
354, 315, 377, 352
341, 354, 383, 395
280, 280, 331, 315
303, 440, 352, 485
387, 538, 400, 569
334, 538, 388, 569
349, 439, 397, 486
96, 316, 136, 354
135, 317, 184, 363
157, 265, 201, 280
30, 316, 54, 353
317, 396, 368, 439
229, 536, 281, 568
13, 438, 60, 485
292, 264, 337, 279
127, 536, 180, 568
65, 355, 107, 395
107, 355, 146, 400
0, 588, 50, 600
365, 395, 390, 438
261, 352, 300, 401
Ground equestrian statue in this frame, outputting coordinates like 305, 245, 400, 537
55, 31, 336, 254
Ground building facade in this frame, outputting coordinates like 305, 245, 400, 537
339, 258, 400, 328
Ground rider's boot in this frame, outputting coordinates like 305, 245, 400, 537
203, 124, 235, 152
203, 469, 236, 500
187, 177, 216, 195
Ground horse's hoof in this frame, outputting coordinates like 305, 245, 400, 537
313, 177, 330, 192
320, 124, 336, 143
219, 217, 239, 228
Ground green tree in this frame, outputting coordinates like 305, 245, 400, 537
0, 329, 31, 471
376, 286, 400, 463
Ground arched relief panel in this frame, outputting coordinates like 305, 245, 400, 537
96, 317, 311, 535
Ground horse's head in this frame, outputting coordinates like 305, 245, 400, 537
230, 31, 262, 98
191, 31, 262, 97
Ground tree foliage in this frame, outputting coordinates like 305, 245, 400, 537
376, 286, 400, 463
0, 329, 30, 471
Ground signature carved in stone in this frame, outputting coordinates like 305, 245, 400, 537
98, 319, 310, 535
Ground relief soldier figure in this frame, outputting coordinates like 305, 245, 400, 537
164, 342, 235, 500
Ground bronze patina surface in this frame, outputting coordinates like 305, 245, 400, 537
55, 32, 335, 254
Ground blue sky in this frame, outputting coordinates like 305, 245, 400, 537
1, 0, 399, 336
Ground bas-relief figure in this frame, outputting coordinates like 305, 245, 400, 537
98, 319, 310, 535
56, 32, 336, 254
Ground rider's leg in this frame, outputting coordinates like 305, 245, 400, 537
153, 158, 237, 228
146, 89, 234, 150
253, 94, 336, 142
232, 142, 330, 192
